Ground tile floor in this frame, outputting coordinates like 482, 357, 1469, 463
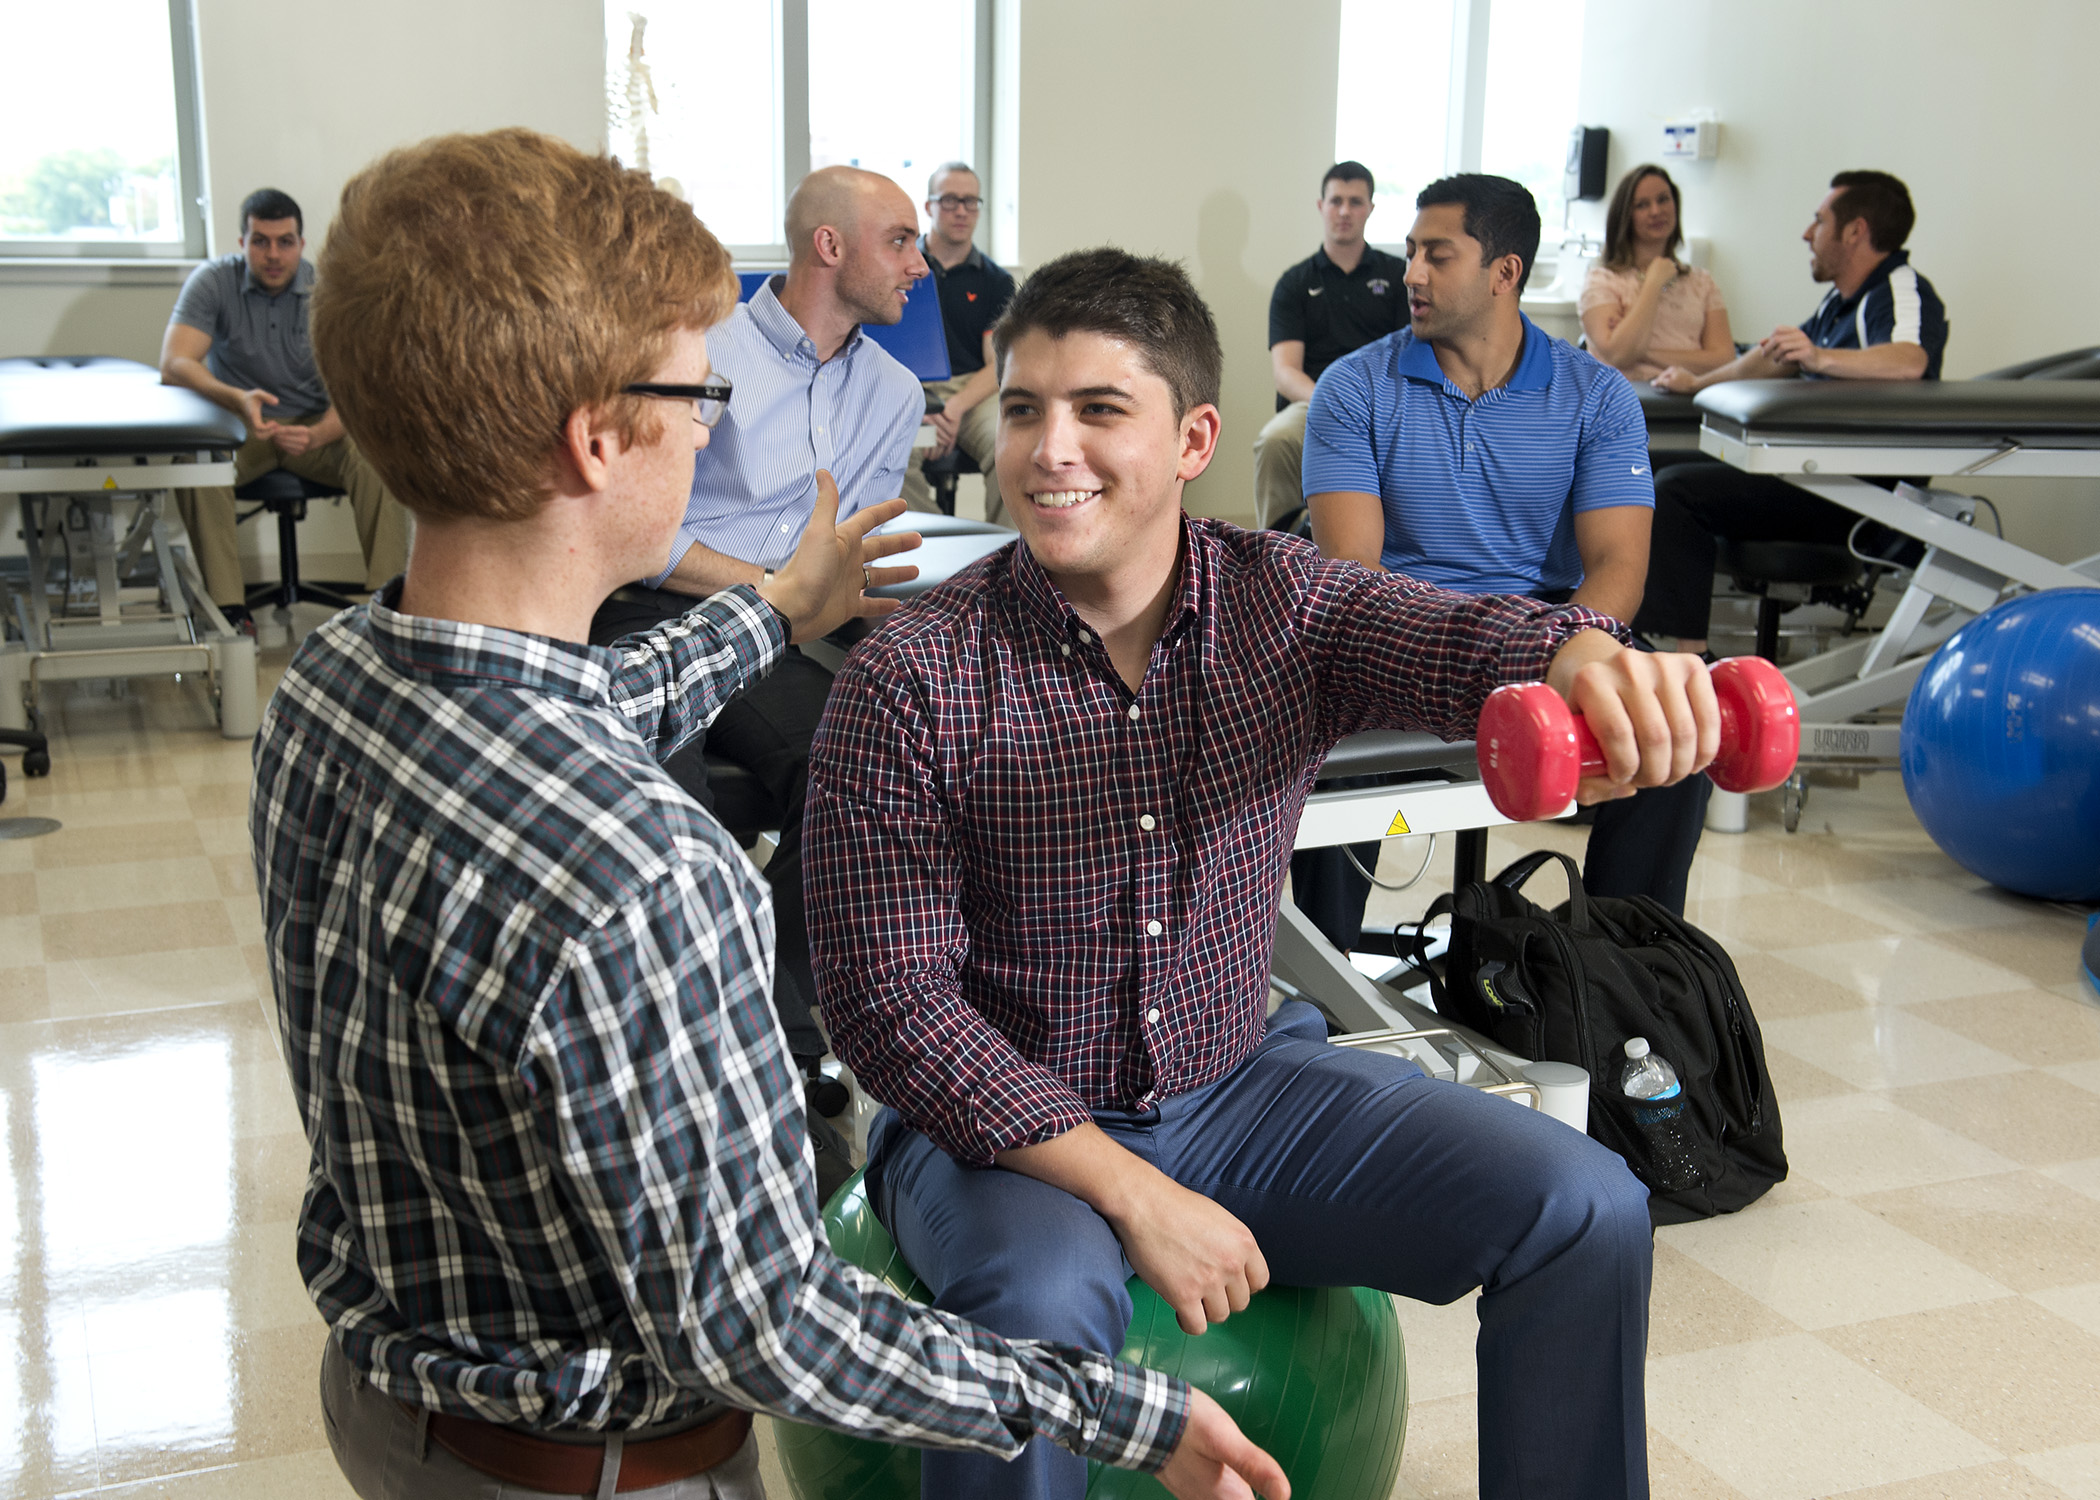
2, 652, 2096, 1500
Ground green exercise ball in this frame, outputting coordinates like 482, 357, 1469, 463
774, 1169, 1407, 1500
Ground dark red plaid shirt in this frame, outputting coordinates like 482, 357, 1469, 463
806, 519, 1619, 1165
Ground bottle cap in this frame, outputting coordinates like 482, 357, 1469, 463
1623, 1037, 1650, 1059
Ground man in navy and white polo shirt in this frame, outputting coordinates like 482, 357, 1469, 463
1637, 170, 1948, 653
1300, 173, 1708, 945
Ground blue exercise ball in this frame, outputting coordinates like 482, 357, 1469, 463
1901, 588, 2100, 901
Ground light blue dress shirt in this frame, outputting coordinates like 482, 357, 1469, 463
651, 276, 923, 586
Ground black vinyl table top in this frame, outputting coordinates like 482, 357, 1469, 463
0, 358, 244, 455
1695, 378, 2100, 445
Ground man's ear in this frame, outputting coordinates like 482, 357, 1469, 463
1177, 402, 1223, 483
556, 406, 616, 495
1492, 252, 1526, 297
811, 224, 845, 268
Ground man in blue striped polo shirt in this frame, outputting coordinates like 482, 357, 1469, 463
1299, 174, 1709, 942
591, 166, 927, 1185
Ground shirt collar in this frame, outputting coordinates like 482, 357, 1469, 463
1845, 248, 1909, 304
364, 579, 618, 707
745, 274, 862, 365
241, 256, 315, 298
919, 234, 986, 274
1395, 315, 1553, 394
1008, 516, 1205, 654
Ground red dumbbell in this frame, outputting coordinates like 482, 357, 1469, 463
1477, 655, 1799, 823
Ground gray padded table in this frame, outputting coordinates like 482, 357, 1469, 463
1690, 375, 2100, 753
0, 357, 257, 739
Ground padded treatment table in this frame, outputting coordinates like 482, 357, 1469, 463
1693, 379, 2100, 762
1635, 385, 1703, 456
1274, 729, 1517, 1040
0, 357, 259, 739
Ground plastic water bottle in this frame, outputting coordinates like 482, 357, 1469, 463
1618, 1038, 1701, 1191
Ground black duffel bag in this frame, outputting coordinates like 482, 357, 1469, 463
1407, 850, 1786, 1224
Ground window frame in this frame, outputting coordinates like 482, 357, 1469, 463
0, 0, 210, 261
1351, 0, 1582, 267
614, 0, 997, 267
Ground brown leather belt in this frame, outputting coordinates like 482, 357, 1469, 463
411, 1403, 752, 1495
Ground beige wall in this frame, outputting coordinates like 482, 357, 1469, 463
1572, 0, 2100, 564
1009, 0, 1342, 524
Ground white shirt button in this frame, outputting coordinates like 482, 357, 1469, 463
1138, 813, 1156, 831
1127, 705, 1141, 721
1077, 631, 1093, 646
1060, 643, 1072, 657
1145, 1007, 1162, 1024
1146, 919, 1163, 936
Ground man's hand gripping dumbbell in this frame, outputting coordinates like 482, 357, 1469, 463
1482, 649, 1800, 823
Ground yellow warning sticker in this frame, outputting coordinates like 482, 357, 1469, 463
1385, 809, 1411, 836
102, 475, 118, 490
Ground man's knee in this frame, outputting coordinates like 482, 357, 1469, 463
936, 1226, 1130, 1350
1253, 403, 1307, 463
1524, 1146, 1652, 1280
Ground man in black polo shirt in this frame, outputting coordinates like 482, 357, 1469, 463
1254, 161, 1408, 526
1637, 169, 1949, 653
899, 161, 1018, 521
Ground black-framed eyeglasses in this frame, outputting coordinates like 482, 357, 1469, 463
625, 378, 733, 428
934, 194, 982, 212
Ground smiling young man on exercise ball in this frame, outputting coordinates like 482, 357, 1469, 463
808, 247, 1719, 1500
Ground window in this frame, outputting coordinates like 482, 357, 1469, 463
1479, 0, 1586, 233
0, 0, 207, 258
1336, 0, 1586, 245
608, 0, 990, 261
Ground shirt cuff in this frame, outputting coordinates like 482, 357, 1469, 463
1527, 604, 1632, 674
1024, 1342, 1190, 1473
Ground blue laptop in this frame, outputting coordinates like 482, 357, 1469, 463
736, 269, 951, 381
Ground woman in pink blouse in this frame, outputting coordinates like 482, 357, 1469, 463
1578, 164, 1734, 384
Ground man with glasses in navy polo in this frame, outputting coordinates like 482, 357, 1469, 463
1301, 174, 1708, 946
589, 165, 927, 1196
899, 161, 1018, 521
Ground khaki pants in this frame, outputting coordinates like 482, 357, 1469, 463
320, 1337, 766, 1499
176, 425, 412, 609
1251, 400, 1309, 529
899, 375, 1005, 522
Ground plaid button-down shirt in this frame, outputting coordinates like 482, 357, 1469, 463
250, 582, 1185, 1468
807, 519, 1622, 1166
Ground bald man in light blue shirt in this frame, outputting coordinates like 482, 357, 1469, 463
590, 170, 927, 1189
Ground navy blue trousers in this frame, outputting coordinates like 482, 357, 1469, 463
866, 1001, 1653, 1500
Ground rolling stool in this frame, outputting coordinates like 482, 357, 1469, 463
919, 446, 976, 517
1716, 537, 1865, 831
235, 470, 366, 618
706, 754, 852, 1122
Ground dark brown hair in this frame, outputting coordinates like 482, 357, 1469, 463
1828, 170, 1915, 253
311, 129, 738, 522
1416, 175, 1542, 294
1602, 164, 1685, 271
992, 248, 1221, 419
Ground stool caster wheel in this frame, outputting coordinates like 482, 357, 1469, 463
806, 1074, 851, 1120
22, 748, 49, 778
1782, 769, 1808, 833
